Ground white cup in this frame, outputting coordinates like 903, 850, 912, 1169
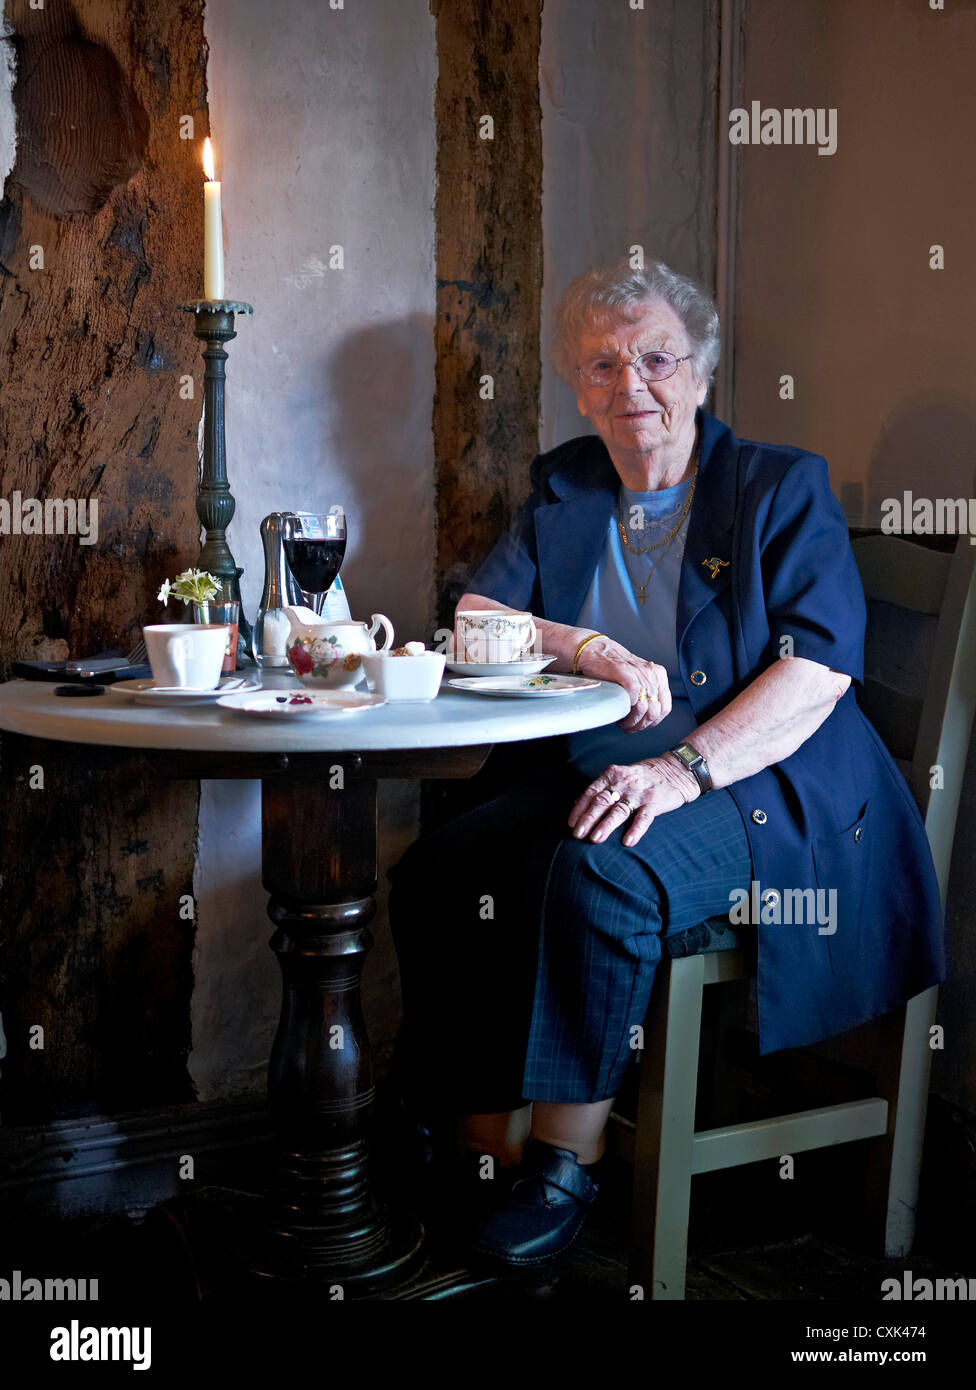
143, 624, 229, 689
456, 609, 537, 664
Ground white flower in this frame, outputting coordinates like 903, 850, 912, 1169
310, 637, 338, 665
158, 568, 222, 606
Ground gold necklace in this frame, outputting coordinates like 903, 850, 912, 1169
617, 430, 701, 556
616, 432, 700, 606
619, 515, 690, 606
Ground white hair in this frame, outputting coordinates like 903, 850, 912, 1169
552, 259, 721, 390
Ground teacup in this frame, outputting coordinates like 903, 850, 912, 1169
456, 609, 537, 664
143, 623, 229, 689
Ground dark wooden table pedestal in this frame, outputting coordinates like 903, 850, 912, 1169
254, 771, 422, 1292
158, 745, 494, 1297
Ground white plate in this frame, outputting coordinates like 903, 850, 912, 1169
108, 678, 258, 706
217, 691, 387, 718
445, 655, 557, 677
446, 675, 601, 698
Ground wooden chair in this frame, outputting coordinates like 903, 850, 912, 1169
624, 526, 976, 1299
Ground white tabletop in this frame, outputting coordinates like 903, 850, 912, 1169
0, 673, 631, 753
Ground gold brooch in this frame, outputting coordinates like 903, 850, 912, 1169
702, 556, 729, 581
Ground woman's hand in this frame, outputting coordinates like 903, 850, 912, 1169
454, 599, 670, 732
576, 636, 672, 732
568, 756, 699, 847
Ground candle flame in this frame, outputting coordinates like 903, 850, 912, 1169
203, 137, 216, 182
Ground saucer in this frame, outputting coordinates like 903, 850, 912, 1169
109, 678, 257, 706
446, 675, 600, 698
445, 655, 557, 677
217, 691, 387, 719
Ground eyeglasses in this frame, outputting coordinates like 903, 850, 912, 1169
576, 350, 693, 388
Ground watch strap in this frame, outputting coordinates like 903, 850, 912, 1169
670, 741, 712, 795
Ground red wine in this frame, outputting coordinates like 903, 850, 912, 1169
285, 537, 346, 594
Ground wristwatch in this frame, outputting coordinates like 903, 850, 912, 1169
669, 741, 712, 796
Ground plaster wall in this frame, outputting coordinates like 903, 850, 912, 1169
539, 0, 720, 451
732, 0, 976, 521
732, 0, 976, 1112
189, 0, 436, 1098
0, 6, 13, 185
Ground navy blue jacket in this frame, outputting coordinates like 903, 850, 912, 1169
469, 410, 945, 1054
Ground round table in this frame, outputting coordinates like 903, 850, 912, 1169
0, 670, 629, 752
0, 673, 629, 1296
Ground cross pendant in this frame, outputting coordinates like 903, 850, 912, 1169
637, 587, 646, 606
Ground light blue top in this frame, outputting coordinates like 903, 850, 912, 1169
567, 477, 700, 778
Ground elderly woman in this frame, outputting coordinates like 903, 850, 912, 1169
387, 260, 944, 1270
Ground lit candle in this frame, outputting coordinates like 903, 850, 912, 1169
203, 137, 225, 301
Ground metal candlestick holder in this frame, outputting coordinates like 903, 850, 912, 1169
180, 298, 255, 662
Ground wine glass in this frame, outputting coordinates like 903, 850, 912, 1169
283, 510, 347, 616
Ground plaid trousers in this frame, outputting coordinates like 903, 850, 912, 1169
387, 763, 752, 1110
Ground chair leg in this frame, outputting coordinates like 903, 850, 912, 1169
629, 953, 706, 1301
866, 986, 939, 1258
701, 977, 748, 1129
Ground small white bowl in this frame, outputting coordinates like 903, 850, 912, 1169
361, 650, 446, 701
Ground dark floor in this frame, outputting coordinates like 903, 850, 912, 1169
2, 1072, 972, 1309
2, 1018, 974, 1311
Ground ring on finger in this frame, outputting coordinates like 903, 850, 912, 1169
617, 798, 634, 816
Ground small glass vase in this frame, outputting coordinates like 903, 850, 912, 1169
192, 599, 240, 674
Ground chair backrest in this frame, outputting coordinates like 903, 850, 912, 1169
852, 525, 976, 905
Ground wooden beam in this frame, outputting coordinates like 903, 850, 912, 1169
0, 0, 208, 1122
430, 0, 544, 630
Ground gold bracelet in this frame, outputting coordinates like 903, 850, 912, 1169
572, 633, 604, 674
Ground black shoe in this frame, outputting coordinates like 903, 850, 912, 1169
472, 1139, 600, 1269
